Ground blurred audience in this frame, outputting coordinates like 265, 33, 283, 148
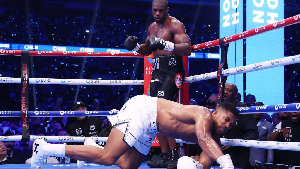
268, 103, 300, 166
221, 83, 258, 169
249, 102, 274, 167
0, 0, 299, 165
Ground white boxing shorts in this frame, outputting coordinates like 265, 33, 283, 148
107, 95, 158, 155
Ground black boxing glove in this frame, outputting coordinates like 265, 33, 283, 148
123, 36, 140, 51
148, 36, 175, 52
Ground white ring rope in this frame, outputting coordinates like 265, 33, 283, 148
220, 138, 300, 151
0, 135, 108, 142
1, 54, 299, 85
1, 103, 299, 117
185, 54, 300, 83
1, 135, 300, 151
0, 78, 144, 85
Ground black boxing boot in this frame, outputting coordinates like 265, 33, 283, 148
146, 153, 169, 168
167, 149, 179, 169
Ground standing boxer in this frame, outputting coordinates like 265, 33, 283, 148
123, 0, 191, 168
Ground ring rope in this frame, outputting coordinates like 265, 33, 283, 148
0, 103, 299, 117
237, 103, 300, 114
0, 109, 119, 117
0, 135, 189, 144
1, 135, 300, 151
0, 78, 144, 85
0, 135, 108, 142
1, 54, 299, 85
0, 50, 143, 57
220, 138, 300, 151
192, 14, 300, 50
185, 54, 300, 83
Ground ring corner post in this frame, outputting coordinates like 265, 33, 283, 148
181, 56, 189, 106
21, 50, 30, 142
216, 37, 229, 107
144, 54, 153, 96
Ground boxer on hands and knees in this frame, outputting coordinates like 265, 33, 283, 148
124, 0, 191, 168
31, 95, 238, 169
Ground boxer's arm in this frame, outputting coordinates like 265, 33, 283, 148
172, 22, 192, 56
198, 151, 213, 169
123, 26, 152, 56
195, 110, 223, 161
195, 110, 234, 168
137, 26, 153, 56
138, 35, 152, 56
138, 45, 152, 56
198, 134, 222, 169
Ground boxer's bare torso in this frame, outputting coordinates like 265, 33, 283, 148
156, 98, 236, 161
147, 16, 188, 57
156, 98, 216, 142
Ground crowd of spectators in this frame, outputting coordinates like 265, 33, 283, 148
0, 7, 219, 52
285, 0, 300, 7
0, 4, 221, 112
0, 0, 299, 166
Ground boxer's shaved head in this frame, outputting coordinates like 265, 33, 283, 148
152, 0, 169, 23
152, 0, 168, 8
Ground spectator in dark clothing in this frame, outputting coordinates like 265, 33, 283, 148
32, 124, 46, 135
3, 142, 14, 159
0, 142, 15, 164
268, 105, 300, 166
58, 129, 69, 136
245, 94, 256, 106
268, 111, 290, 165
236, 93, 241, 102
221, 83, 258, 169
67, 101, 103, 137
14, 142, 32, 164
4, 120, 19, 136
1, 141, 31, 164
203, 94, 217, 109
200, 100, 216, 109
249, 102, 274, 167
0, 142, 19, 164
271, 111, 289, 128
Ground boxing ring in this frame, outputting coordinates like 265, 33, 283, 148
0, 163, 152, 169
0, 14, 300, 168
0, 163, 224, 169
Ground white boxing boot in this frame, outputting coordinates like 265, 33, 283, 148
31, 139, 66, 169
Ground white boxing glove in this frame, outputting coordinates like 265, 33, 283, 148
177, 156, 203, 169
217, 154, 234, 169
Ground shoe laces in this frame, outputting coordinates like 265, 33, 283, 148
168, 152, 178, 161
160, 153, 169, 161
